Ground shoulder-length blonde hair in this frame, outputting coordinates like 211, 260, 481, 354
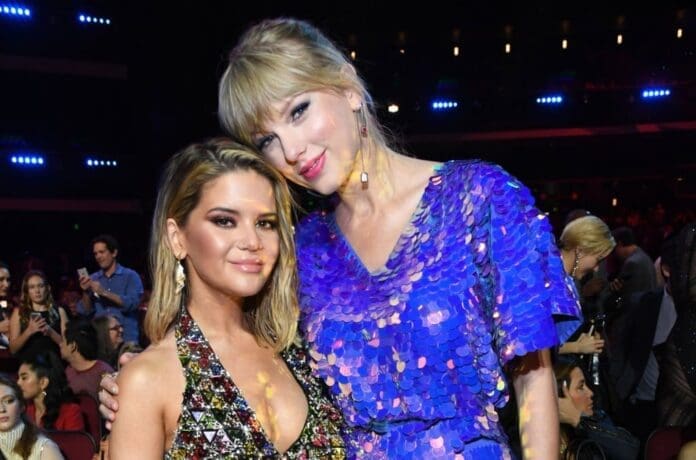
218, 17, 391, 158
146, 138, 299, 351
560, 215, 616, 257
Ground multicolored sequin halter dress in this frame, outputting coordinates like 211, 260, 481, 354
296, 161, 582, 459
165, 308, 349, 459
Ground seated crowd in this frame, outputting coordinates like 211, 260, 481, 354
0, 234, 146, 459
1, 214, 695, 460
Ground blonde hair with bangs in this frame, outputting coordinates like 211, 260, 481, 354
560, 215, 616, 257
146, 138, 299, 351
219, 17, 390, 158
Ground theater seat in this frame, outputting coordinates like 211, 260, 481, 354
0, 348, 19, 374
45, 430, 96, 460
75, 392, 101, 446
645, 426, 696, 460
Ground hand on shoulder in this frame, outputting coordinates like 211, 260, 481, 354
116, 334, 177, 395
109, 333, 181, 460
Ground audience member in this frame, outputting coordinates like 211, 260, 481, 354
607, 234, 678, 450
555, 357, 639, 460
9, 272, 68, 361
17, 352, 84, 431
0, 374, 63, 460
56, 289, 80, 319
92, 315, 126, 369
60, 320, 113, 401
610, 227, 657, 306
558, 216, 614, 356
77, 235, 144, 343
0, 262, 12, 349
655, 222, 696, 427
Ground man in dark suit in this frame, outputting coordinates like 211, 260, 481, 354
609, 227, 657, 301
608, 235, 677, 449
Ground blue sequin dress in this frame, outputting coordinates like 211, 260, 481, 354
295, 161, 582, 459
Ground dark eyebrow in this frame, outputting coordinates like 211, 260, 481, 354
207, 207, 239, 215
207, 208, 278, 219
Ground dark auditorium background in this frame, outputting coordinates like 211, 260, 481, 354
1, 1, 694, 286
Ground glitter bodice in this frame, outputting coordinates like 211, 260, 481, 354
165, 308, 349, 459
296, 160, 581, 458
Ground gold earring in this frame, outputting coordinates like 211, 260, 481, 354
175, 257, 186, 294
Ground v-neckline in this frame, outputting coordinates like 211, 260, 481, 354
183, 312, 310, 456
328, 162, 446, 276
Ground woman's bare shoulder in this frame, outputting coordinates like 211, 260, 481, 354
117, 331, 179, 390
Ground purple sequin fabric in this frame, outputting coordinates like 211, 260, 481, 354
296, 161, 582, 459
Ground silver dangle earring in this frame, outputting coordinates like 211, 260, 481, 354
175, 256, 186, 294
355, 103, 369, 185
571, 249, 580, 279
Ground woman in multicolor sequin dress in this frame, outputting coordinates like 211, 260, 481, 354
108, 139, 347, 459
103, 18, 582, 459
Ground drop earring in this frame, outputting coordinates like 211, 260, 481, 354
355, 103, 368, 185
175, 256, 186, 294
571, 249, 580, 279
357, 103, 368, 138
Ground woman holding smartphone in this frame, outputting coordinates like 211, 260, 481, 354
9, 271, 68, 361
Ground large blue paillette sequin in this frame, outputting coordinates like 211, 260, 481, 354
296, 160, 582, 459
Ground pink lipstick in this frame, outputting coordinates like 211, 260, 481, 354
300, 152, 325, 181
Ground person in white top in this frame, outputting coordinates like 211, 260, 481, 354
0, 374, 62, 460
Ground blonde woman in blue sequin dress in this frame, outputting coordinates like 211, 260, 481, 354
108, 139, 347, 459
102, 18, 582, 459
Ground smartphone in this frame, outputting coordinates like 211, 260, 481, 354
77, 267, 89, 278
30, 312, 42, 320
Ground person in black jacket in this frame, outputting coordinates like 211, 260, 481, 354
556, 357, 639, 460
606, 235, 678, 448
654, 222, 696, 428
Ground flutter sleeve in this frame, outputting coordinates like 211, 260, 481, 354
483, 164, 582, 365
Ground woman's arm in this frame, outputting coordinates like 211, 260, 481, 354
45, 307, 69, 346
0, 315, 10, 334
8, 308, 43, 354
512, 348, 559, 460
59, 307, 68, 335
558, 333, 604, 355
109, 350, 169, 459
